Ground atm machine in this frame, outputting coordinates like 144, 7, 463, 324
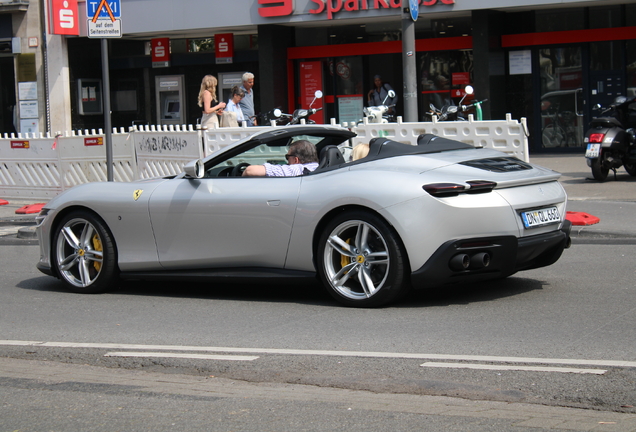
218, 72, 247, 104
155, 75, 185, 125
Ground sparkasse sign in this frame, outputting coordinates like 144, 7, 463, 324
258, 0, 454, 20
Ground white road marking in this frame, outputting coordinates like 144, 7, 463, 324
420, 362, 607, 375
104, 352, 258, 361
0, 226, 20, 236
2, 340, 634, 369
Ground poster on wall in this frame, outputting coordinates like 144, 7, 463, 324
299, 61, 324, 124
338, 96, 363, 125
20, 118, 39, 134
509, 50, 532, 75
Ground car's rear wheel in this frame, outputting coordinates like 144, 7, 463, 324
52, 211, 118, 293
317, 211, 409, 307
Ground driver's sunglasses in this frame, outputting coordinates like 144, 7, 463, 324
285, 154, 297, 161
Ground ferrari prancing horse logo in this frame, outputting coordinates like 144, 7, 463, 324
133, 189, 143, 201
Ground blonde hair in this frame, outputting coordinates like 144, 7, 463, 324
352, 143, 370, 161
197, 75, 218, 107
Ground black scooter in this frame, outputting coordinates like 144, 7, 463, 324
266, 90, 324, 126
584, 95, 636, 181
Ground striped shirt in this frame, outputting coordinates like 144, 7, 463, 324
264, 162, 319, 177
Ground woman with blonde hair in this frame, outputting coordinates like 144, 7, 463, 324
197, 75, 226, 129
351, 143, 370, 161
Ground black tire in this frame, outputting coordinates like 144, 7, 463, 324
624, 162, 636, 176
590, 158, 609, 181
52, 210, 119, 293
317, 211, 410, 307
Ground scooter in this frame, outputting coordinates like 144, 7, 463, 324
362, 90, 396, 124
425, 86, 488, 121
584, 95, 636, 181
260, 108, 290, 126
269, 90, 324, 126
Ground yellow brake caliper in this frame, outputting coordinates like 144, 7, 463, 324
92, 234, 103, 271
340, 238, 351, 271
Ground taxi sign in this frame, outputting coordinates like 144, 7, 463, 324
87, 0, 121, 19
87, 0, 122, 38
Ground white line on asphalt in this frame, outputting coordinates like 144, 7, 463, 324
420, 362, 607, 375
0, 227, 19, 236
104, 352, 259, 361
2, 340, 635, 368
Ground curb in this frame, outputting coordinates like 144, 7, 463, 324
17, 226, 38, 239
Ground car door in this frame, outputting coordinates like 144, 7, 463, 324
148, 176, 301, 270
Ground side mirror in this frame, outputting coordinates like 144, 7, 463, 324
388, 90, 396, 98
315, 90, 323, 99
273, 108, 282, 118
184, 159, 204, 179
464, 85, 474, 95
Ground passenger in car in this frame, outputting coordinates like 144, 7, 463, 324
243, 140, 319, 177
351, 143, 370, 161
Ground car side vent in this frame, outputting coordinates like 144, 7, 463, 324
460, 157, 532, 173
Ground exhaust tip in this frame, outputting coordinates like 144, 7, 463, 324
470, 252, 491, 269
449, 254, 470, 271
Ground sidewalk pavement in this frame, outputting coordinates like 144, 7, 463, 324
1, 357, 635, 431
1, 154, 635, 238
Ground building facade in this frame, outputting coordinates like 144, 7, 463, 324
2, 0, 635, 152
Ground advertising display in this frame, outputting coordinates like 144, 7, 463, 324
300, 61, 324, 124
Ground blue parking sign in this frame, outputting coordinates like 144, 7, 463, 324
410, 0, 419, 21
87, 0, 121, 19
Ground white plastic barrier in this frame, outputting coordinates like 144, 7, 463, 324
57, 129, 137, 189
203, 123, 272, 157
0, 116, 530, 200
0, 133, 62, 200
349, 114, 530, 162
133, 124, 203, 179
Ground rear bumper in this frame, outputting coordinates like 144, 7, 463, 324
410, 220, 572, 289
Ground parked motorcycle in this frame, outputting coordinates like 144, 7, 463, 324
260, 108, 290, 126
269, 90, 324, 126
424, 85, 488, 121
362, 90, 396, 124
584, 95, 636, 181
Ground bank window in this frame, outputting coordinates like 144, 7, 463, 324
536, 8, 585, 32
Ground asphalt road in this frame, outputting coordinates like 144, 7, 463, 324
1, 153, 635, 430
1, 242, 635, 431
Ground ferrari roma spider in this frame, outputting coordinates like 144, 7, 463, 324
36, 125, 571, 307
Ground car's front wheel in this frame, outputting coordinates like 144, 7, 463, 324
52, 211, 119, 293
317, 211, 409, 307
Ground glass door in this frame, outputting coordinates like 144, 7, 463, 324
539, 47, 584, 148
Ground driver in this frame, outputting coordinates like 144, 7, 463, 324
243, 140, 319, 177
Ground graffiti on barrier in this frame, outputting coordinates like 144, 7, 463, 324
137, 136, 189, 154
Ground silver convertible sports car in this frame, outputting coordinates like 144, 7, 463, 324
36, 125, 571, 307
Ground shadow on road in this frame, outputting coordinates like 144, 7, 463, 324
17, 274, 546, 309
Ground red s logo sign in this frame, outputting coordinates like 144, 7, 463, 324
258, 0, 293, 17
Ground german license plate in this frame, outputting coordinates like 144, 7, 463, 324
585, 143, 601, 158
521, 206, 561, 229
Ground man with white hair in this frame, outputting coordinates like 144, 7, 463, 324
239, 72, 257, 126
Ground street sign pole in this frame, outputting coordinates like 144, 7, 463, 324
402, 0, 418, 122
87, 0, 122, 182
101, 38, 113, 182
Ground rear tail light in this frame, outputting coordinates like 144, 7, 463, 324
423, 180, 497, 197
422, 183, 466, 197
588, 133, 605, 143
466, 180, 497, 194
